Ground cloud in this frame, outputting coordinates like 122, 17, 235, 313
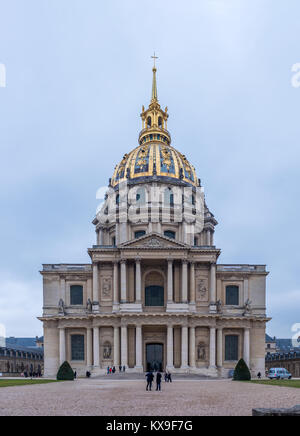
0, 278, 42, 337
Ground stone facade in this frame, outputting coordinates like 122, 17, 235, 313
266, 352, 300, 377
0, 345, 43, 376
39, 64, 269, 378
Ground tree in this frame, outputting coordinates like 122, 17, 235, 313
56, 361, 74, 381
233, 358, 251, 381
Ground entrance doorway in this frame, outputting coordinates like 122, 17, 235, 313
146, 343, 163, 372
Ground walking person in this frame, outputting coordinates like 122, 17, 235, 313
168, 372, 172, 383
156, 371, 162, 391
146, 371, 154, 391
164, 371, 168, 382
123, 365, 126, 372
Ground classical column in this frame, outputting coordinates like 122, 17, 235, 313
93, 327, 100, 368
167, 325, 174, 369
120, 260, 127, 303
121, 325, 128, 368
217, 328, 223, 368
92, 263, 99, 312
113, 261, 119, 308
86, 328, 93, 368
113, 326, 120, 367
135, 325, 143, 369
99, 229, 104, 245
167, 259, 173, 303
181, 326, 188, 368
181, 260, 188, 303
209, 327, 216, 368
60, 277, 66, 302
189, 326, 196, 368
209, 263, 216, 310
59, 328, 66, 365
189, 262, 196, 306
244, 328, 250, 368
135, 258, 142, 304
244, 278, 249, 304
206, 230, 211, 245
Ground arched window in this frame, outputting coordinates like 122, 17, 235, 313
158, 116, 163, 128
164, 188, 174, 206
70, 285, 83, 305
135, 230, 146, 239
147, 116, 152, 128
225, 285, 239, 306
194, 237, 198, 246
164, 230, 176, 239
71, 335, 85, 361
225, 335, 239, 361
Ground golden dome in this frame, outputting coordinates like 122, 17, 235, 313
111, 142, 198, 188
111, 58, 199, 188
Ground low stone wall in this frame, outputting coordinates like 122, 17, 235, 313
253, 405, 300, 416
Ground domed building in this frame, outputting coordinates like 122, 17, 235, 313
40, 63, 269, 378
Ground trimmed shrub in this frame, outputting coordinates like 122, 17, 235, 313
233, 358, 251, 381
56, 361, 74, 381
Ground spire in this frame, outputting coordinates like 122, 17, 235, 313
151, 52, 158, 101
139, 54, 170, 145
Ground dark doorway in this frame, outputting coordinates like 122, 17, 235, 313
146, 343, 163, 372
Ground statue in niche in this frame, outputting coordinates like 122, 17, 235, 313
243, 299, 252, 316
197, 343, 206, 361
58, 299, 65, 315
103, 342, 112, 359
86, 298, 92, 313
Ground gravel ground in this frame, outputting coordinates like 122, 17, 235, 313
0, 379, 299, 416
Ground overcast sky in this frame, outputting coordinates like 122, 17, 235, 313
0, 0, 299, 338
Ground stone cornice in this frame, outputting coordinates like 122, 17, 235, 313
39, 313, 270, 325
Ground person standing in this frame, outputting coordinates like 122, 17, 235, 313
156, 371, 162, 391
168, 372, 172, 383
146, 371, 154, 391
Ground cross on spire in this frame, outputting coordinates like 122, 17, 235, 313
151, 52, 158, 69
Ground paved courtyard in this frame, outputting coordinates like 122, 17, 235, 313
0, 378, 299, 416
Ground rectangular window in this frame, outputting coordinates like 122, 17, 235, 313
71, 335, 85, 361
70, 285, 83, 305
226, 285, 239, 306
225, 335, 239, 361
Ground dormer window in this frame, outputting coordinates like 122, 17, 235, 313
164, 230, 175, 239
135, 230, 146, 239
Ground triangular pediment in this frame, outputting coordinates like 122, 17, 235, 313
119, 233, 188, 249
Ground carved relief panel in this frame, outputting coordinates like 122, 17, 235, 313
101, 277, 112, 301
195, 267, 209, 303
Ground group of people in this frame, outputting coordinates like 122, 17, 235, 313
145, 370, 172, 391
22, 370, 42, 378
106, 365, 126, 374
